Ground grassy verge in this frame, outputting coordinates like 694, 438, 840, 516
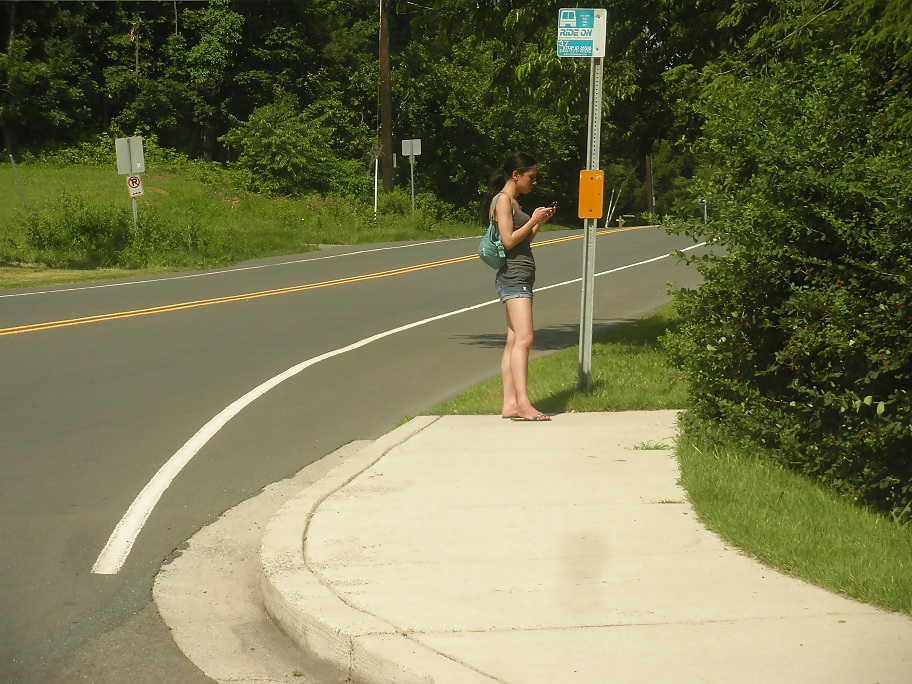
0, 263, 181, 289
677, 430, 912, 615
431, 305, 688, 416
0, 161, 485, 289
430, 303, 912, 616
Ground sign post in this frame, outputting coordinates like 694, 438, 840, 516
115, 136, 146, 231
8, 153, 28, 212
558, 8, 607, 392
401, 138, 421, 213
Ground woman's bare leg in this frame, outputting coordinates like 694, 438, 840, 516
501, 325, 519, 417
501, 297, 545, 419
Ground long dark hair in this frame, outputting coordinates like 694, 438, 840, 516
480, 151, 538, 223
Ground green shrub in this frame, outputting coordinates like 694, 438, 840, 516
375, 189, 474, 232
21, 193, 233, 270
665, 50, 912, 521
117, 214, 233, 270
219, 88, 372, 198
415, 191, 475, 225
24, 128, 196, 169
377, 188, 413, 216
25, 194, 133, 268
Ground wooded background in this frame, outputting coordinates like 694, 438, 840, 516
1, 0, 764, 215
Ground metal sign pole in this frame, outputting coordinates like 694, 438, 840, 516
401, 139, 421, 214
409, 153, 416, 214
558, 7, 607, 393
8, 153, 29, 212
116, 136, 145, 232
578, 54, 604, 392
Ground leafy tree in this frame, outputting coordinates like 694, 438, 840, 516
666, 0, 912, 519
390, 34, 581, 211
219, 88, 369, 197
103, 4, 194, 148
0, 0, 771, 219
177, 0, 244, 159
1, 3, 100, 153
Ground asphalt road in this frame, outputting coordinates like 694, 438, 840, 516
0, 226, 706, 683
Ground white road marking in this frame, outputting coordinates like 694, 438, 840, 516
0, 238, 472, 299
91, 242, 706, 574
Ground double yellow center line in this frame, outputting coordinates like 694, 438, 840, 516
0, 226, 647, 337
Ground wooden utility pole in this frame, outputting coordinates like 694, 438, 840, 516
379, 0, 394, 192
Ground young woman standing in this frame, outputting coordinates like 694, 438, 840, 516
482, 152, 556, 421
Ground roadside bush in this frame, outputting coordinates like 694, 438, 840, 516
377, 188, 413, 216
415, 191, 474, 225
118, 214, 234, 269
23, 128, 197, 169
25, 194, 132, 268
22, 194, 233, 269
377, 189, 474, 230
219, 88, 372, 198
665, 50, 912, 521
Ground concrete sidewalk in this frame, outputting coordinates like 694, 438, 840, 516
260, 411, 912, 684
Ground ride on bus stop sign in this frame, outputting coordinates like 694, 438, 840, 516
557, 8, 608, 392
557, 8, 607, 58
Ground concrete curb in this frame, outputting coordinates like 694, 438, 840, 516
261, 416, 490, 684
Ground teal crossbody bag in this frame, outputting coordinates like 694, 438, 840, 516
477, 192, 507, 269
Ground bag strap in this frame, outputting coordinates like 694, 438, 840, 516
489, 192, 515, 222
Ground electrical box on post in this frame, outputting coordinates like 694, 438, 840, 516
578, 170, 604, 219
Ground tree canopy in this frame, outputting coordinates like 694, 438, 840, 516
2, 0, 741, 212
666, 0, 912, 519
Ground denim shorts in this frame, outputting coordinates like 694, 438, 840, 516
495, 280, 533, 302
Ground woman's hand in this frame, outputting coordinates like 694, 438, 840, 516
532, 205, 556, 225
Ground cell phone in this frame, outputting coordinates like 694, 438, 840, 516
549, 201, 558, 208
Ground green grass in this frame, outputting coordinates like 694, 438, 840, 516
677, 432, 912, 614
430, 303, 912, 616
2, 160, 587, 290
0, 263, 174, 290
634, 440, 674, 450
0, 161, 484, 288
431, 305, 688, 416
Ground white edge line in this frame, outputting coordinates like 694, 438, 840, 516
1, 237, 472, 299
540, 240, 706, 292
91, 241, 707, 574
91, 297, 498, 574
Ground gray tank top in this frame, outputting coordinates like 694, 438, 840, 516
490, 192, 535, 287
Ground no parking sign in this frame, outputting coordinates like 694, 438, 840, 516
116, 136, 146, 230
126, 174, 144, 198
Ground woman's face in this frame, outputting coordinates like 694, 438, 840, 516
514, 166, 538, 195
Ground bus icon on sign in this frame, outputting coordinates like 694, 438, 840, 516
559, 8, 595, 29
557, 8, 606, 58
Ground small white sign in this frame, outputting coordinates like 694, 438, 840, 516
557, 8, 607, 58
126, 174, 144, 198
402, 139, 422, 157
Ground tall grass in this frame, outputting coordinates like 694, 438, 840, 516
1, 161, 480, 275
